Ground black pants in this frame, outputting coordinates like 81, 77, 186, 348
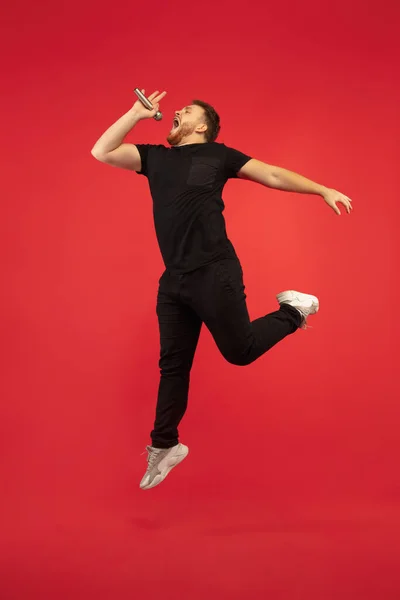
151, 258, 302, 448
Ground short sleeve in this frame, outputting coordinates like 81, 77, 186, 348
224, 145, 252, 179
135, 144, 152, 177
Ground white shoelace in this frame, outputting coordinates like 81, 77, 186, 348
141, 446, 163, 469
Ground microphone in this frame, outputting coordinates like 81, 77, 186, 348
133, 88, 163, 121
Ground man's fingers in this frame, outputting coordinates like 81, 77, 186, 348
146, 90, 167, 107
149, 90, 166, 99
338, 195, 353, 214
155, 91, 167, 102
148, 90, 160, 101
340, 199, 350, 214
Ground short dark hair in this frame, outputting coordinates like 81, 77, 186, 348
192, 99, 221, 143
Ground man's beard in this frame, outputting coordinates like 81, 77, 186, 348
166, 122, 196, 146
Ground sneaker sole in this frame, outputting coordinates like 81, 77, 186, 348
140, 445, 189, 490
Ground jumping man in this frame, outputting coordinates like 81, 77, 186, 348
91, 89, 353, 490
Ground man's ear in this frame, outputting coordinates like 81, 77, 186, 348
195, 123, 207, 134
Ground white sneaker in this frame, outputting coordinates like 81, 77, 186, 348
139, 443, 189, 490
276, 290, 319, 329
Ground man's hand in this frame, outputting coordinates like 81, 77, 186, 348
322, 188, 353, 215
132, 89, 167, 120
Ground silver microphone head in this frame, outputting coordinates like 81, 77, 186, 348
154, 111, 163, 121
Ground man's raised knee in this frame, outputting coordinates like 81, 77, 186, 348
223, 351, 252, 367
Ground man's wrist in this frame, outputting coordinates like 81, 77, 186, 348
128, 108, 143, 121
318, 185, 328, 197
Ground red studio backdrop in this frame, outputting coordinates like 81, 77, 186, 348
1, 1, 399, 598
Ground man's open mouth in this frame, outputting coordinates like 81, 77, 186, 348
172, 118, 180, 129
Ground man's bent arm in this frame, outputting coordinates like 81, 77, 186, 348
91, 109, 142, 171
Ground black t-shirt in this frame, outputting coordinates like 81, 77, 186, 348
135, 142, 252, 273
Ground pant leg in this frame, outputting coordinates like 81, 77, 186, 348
152, 271, 202, 448
183, 259, 301, 367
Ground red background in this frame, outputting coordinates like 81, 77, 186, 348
1, 0, 400, 598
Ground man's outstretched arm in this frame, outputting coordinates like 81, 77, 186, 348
237, 159, 353, 215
